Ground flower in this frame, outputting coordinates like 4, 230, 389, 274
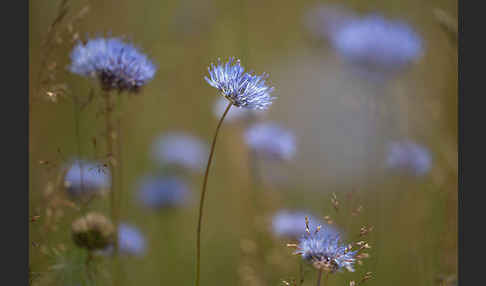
244, 122, 296, 161
272, 211, 336, 239
205, 57, 275, 110
97, 223, 147, 257
151, 132, 208, 172
137, 176, 191, 209
72, 212, 115, 250
296, 224, 357, 273
118, 223, 147, 256
386, 140, 432, 176
330, 15, 423, 74
63, 160, 111, 201
69, 37, 156, 92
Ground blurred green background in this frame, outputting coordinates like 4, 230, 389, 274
29, 0, 457, 285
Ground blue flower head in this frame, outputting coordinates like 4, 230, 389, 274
137, 176, 191, 210
272, 211, 337, 239
205, 57, 275, 110
245, 122, 296, 161
386, 140, 432, 176
330, 15, 423, 75
296, 223, 357, 273
151, 132, 208, 172
70, 37, 156, 93
64, 160, 111, 201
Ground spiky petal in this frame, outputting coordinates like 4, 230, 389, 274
205, 57, 275, 110
70, 37, 156, 92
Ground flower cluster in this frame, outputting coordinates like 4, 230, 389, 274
294, 220, 358, 273
205, 57, 275, 110
70, 37, 156, 93
330, 15, 423, 73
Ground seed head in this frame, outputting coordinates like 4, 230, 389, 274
71, 212, 114, 250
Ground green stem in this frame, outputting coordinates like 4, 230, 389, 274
195, 101, 232, 286
316, 269, 323, 286
72, 95, 87, 212
85, 251, 94, 282
103, 91, 119, 286
299, 260, 304, 286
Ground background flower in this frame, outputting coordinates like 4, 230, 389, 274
386, 140, 432, 176
63, 160, 111, 201
136, 175, 191, 209
70, 37, 156, 92
245, 122, 296, 161
151, 132, 208, 172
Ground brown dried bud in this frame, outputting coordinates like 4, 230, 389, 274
71, 212, 114, 250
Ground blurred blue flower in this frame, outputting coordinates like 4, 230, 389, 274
386, 140, 432, 176
97, 223, 147, 257
64, 160, 110, 201
70, 37, 156, 92
297, 224, 357, 273
118, 223, 146, 256
205, 57, 275, 110
151, 132, 208, 172
330, 15, 423, 75
137, 176, 191, 209
245, 122, 296, 161
272, 211, 336, 239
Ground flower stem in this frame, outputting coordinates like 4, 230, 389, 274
195, 101, 232, 286
85, 251, 94, 282
299, 260, 304, 286
103, 91, 118, 252
103, 91, 120, 286
316, 269, 323, 286
72, 95, 87, 212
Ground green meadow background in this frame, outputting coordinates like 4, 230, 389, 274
29, 0, 457, 285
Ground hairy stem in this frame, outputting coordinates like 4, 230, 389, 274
195, 101, 232, 286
